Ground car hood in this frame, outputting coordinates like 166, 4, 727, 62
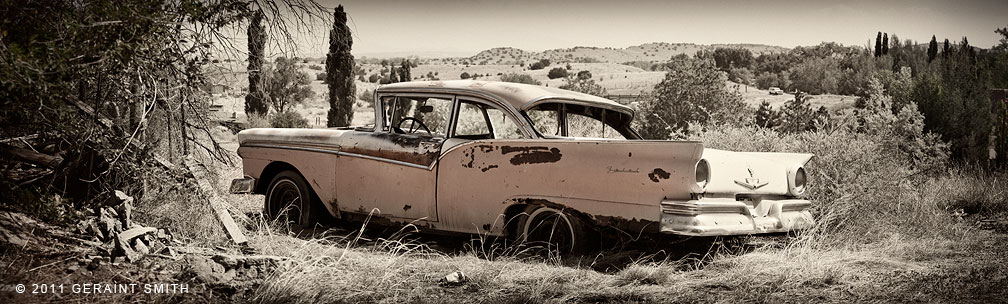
700, 148, 813, 196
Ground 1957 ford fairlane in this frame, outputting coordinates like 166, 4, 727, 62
233, 80, 814, 252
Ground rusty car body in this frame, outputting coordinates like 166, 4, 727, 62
234, 80, 815, 250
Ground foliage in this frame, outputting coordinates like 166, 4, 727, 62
882, 33, 889, 55
357, 89, 374, 106
558, 71, 605, 96
635, 57, 747, 139
326, 5, 356, 127
246, 113, 272, 129
529, 58, 551, 70
856, 77, 949, 169
499, 73, 541, 85
777, 92, 818, 133
246, 12, 268, 116
755, 72, 781, 90
399, 60, 412, 82
875, 32, 883, 57
460, 72, 471, 79
0, 0, 327, 215
913, 37, 995, 162
754, 101, 779, 128
728, 67, 754, 85
710, 47, 754, 71
269, 111, 310, 128
368, 74, 380, 83
547, 67, 568, 79
265, 57, 314, 114
789, 58, 840, 94
927, 35, 939, 63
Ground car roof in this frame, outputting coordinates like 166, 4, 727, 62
376, 80, 633, 116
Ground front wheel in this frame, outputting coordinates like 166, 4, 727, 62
519, 207, 594, 256
264, 170, 316, 227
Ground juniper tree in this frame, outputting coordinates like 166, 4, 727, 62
635, 57, 746, 138
246, 12, 268, 116
400, 60, 411, 82
778, 92, 816, 133
754, 101, 779, 128
326, 5, 356, 127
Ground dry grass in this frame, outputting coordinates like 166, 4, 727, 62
240, 215, 1004, 303
132, 169, 228, 246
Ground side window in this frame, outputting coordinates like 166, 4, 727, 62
567, 112, 625, 139
381, 96, 397, 131
526, 107, 560, 137
383, 96, 452, 137
455, 102, 491, 137
487, 108, 524, 139
567, 113, 604, 138
454, 99, 526, 139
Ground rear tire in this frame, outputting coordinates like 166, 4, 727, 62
518, 207, 593, 256
264, 170, 316, 227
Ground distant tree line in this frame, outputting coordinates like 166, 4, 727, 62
635, 26, 1008, 164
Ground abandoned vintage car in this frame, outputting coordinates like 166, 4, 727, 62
233, 80, 815, 252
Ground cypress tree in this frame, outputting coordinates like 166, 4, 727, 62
245, 12, 268, 116
874, 32, 882, 57
326, 5, 356, 127
882, 33, 889, 55
927, 35, 938, 63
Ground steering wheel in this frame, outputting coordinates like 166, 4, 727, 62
397, 117, 432, 136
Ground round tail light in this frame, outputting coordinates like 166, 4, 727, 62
695, 159, 710, 190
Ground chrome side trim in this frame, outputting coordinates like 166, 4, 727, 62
338, 150, 432, 170
242, 143, 433, 170
244, 143, 340, 155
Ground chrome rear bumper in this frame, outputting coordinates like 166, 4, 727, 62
660, 198, 814, 236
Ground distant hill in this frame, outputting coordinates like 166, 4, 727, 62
457, 42, 789, 65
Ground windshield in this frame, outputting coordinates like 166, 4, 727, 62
523, 102, 638, 139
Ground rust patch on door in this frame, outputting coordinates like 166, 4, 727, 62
462, 144, 501, 172
501, 146, 562, 165
647, 168, 671, 182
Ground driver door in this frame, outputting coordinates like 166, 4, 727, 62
335, 94, 454, 221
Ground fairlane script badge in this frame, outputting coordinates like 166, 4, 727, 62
735, 168, 768, 190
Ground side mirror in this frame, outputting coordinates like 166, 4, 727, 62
417, 105, 434, 113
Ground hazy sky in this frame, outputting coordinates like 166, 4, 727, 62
283, 0, 1008, 57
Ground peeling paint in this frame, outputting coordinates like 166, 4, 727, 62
480, 164, 499, 172
501, 146, 562, 165
648, 168, 671, 182
403, 204, 412, 211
